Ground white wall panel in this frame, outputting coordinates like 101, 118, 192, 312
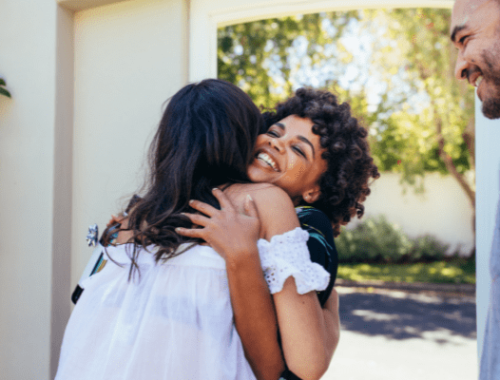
72, 0, 189, 287
361, 172, 475, 255
0, 1, 59, 379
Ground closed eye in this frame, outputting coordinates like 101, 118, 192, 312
267, 130, 280, 137
293, 146, 306, 158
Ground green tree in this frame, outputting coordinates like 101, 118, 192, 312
218, 12, 359, 108
218, 9, 475, 240
363, 9, 474, 204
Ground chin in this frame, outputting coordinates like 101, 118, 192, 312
482, 97, 500, 119
247, 166, 269, 183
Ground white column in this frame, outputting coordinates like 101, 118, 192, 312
0, 1, 61, 379
475, 93, 500, 360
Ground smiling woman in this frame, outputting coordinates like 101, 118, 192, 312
248, 115, 328, 205
256, 88, 380, 237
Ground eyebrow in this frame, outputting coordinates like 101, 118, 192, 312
274, 122, 316, 158
450, 24, 467, 43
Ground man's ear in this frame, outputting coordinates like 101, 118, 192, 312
302, 187, 321, 204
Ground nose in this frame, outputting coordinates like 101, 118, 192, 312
269, 137, 284, 153
454, 53, 468, 81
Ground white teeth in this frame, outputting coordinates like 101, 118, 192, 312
475, 75, 483, 87
257, 153, 279, 171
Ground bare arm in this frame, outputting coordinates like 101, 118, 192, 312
176, 189, 285, 380
178, 186, 339, 380
257, 189, 332, 380
323, 288, 340, 363
225, 248, 285, 380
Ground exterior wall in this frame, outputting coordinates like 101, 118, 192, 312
359, 172, 475, 255
71, 0, 189, 295
0, 1, 59, 379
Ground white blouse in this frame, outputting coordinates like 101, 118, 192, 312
55, 227, 329, 380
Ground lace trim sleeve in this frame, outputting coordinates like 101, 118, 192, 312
257, 227, 330, 295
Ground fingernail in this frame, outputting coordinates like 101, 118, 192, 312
189, 200, 194, 205
175, 227, 182, 232
212, 188, 218, 192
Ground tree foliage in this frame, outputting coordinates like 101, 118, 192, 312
217, 9, 475, 206
363, 9, 475, 203
0, 78, 11, 98
218, 13, 358, 108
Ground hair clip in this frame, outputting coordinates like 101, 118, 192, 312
86, 224, 99, 247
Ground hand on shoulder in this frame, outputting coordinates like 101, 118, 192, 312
228, 183, 300, 241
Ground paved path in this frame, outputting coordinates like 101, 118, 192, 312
323, 287, 477, 380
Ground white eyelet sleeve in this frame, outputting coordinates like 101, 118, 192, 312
257, 227, 330, 294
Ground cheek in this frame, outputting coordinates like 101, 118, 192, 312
287, 160, 308, 182
286, 156, 304, 172
254, 135, 268, 151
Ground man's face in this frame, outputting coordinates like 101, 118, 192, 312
451, 0, 500, 119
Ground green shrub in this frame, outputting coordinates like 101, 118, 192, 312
336, 215, 448, 263
409, 234, 449, 262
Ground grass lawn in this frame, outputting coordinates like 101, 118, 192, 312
337, 259, 476, 284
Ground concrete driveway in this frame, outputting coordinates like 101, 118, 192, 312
323, 287, 477, 380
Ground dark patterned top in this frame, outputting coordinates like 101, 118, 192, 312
296, 206, 338, 305
279, 206, 339, 380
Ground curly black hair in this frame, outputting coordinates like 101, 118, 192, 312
262, 87, 380, 237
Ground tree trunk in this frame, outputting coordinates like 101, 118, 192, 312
435, 117, 476, 253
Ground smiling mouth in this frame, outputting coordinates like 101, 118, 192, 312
474, 75, 483, 88
256, 152, 279, 172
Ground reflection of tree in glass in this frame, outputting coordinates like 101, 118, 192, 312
218, 8, 475, 243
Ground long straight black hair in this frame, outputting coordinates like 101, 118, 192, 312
103, 79, 263, 275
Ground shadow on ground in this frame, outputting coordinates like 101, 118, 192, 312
339, 291, 476, 343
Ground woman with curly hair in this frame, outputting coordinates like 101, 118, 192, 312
178, 87, 380, 379
259, 87, 379, 237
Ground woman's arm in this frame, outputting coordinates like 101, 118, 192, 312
255, 188, 333, 380
178, 186, 339, 380
323, 288, 340, 363
176, 189, 285, 380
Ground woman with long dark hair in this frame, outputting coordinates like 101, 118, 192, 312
55, 80, 348, 380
